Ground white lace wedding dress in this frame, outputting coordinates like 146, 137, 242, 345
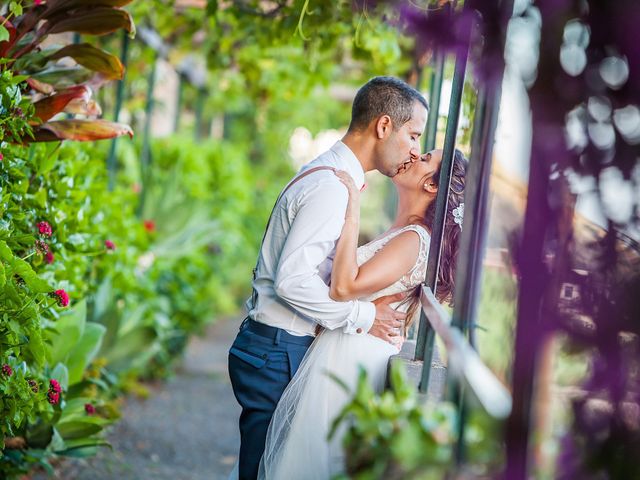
257, 224, 430, 480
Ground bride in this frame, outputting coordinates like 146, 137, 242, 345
258, 148, 467, 479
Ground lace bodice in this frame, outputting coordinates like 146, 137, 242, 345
356, 224, 430, 303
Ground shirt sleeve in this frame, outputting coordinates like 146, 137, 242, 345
273, 178, 375, 335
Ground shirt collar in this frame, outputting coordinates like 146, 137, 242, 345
330, 141, 366, 190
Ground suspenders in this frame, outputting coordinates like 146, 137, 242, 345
249, 166, 336, 311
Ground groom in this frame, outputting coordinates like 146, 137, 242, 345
228, 76, 428, 479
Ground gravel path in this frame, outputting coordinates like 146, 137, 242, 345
36, 316, 242, 480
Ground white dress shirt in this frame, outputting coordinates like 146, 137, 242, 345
247, 141, 376, 337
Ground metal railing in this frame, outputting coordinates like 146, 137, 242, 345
389, 0, 516, 467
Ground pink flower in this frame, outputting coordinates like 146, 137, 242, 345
37, 221, 52, 237
105, 240, 116, 250
2, 364, 12, 377
34, 0, 44, 5
84, 403, 96, 415
53, 289, 69, 307
45, 250, 54, 264
49, 379, 61, 393
47, 379, 62, 404
0, 152, 4, 162
143, 220, 156, 232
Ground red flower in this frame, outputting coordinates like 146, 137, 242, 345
2, 364, 12, 377
143, 220, 156, 232
47, 379, 61, 404
0, 152, 4, 162
49, 379, 61, 393
37, 221, 52, 237
47, 391, 60, 405
34, 0, 43, 5
84, 403, 96, 415
105, 240, 116, 250
53, 289, 69, 307
45, 250, 54, 264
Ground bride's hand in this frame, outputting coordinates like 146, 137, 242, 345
334, 170, 359, 221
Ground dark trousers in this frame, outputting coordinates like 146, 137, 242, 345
228, 318, 313, 480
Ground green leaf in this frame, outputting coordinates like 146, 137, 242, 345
0, 241, 52, 293
104, 326, 157, 371
55, 420, 102, 440
0, 25, 10, 43
9, 1, 23, 17
26, 421, 54, 449
51, 363, 69, 391
66, 322, 106, 385
47, 43, 124, 80
48, 299, 87, 366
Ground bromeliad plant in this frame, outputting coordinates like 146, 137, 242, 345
0, 0, 134, 143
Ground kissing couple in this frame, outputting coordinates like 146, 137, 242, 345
228, 76, 467, 479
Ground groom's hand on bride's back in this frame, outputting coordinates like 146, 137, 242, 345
369, 292, 408, 345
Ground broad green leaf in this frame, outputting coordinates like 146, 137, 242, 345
104, 326, 157, 371
94, 305, 120, 356
55, 420, 102, 440
47, 43, 124, 79
25, 421, 54, 449
54, 445, 101, 458
66, 323, 106, 385
0, 25, 10, 43
48, 299, 87, 366
51, 363, 69, 391
58, 398, 110, 425
91, 277, 112, 323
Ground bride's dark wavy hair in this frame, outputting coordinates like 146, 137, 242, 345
403, 149, 468, 330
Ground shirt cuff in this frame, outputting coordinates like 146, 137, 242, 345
343, 300, 375, 335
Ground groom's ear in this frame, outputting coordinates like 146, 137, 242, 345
375, 115, 392, 139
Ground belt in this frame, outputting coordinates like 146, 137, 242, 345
241, 318, 315, 347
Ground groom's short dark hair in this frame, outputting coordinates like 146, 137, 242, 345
348, 76, 428, 132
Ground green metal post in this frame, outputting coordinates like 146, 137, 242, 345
424, 51, 445, 153
416, 45, 469, 392
107, 30, 130, 191
138, 52, 158, 217
174, 74, 184, 133
194, 87, 207, 140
